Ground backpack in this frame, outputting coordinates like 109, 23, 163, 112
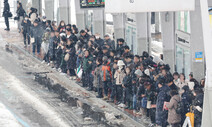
101, 64, 112, 82
174, 98, 184, 114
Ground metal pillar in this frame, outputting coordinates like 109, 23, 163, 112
113, 13, 125, 45
161, 12, 175, 73
93, 10, 105, 38
44, 0, 54, 20
74, 0, 85, 30
190, 0, 206, 81
136, 13, 151, 55
59, 0, 69, 23
201, 0, 212, 125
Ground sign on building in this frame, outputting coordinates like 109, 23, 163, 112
105, 0, 195, 13
195, 52, 203, 62
80, 0, 105, 8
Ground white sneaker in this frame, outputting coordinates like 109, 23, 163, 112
58, 68, 62, 72
41, 60, 45, 64
47, 63, 50, 66
118, 103, 125, 108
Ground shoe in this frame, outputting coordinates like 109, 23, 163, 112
47, 63, 50, 66
96, 95, 103, 98
41, 60, 45, 64
115, 102, 121, 105
87, 88, 92, 91
58, 68, 62, 72
118, 103, 126, 108
124, 106, 129, 109
5, 28, 10, 31
107, 98, 114, 103
103, 96, 108, 100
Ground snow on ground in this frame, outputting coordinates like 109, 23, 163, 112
0, 102, 22, 127
0, 66, 72, 127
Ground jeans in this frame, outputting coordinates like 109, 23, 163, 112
23, 32, 30, 45
133, 94, 137, 110
32, 37, 41, 54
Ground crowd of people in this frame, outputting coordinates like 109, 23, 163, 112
5, 1, 206, 127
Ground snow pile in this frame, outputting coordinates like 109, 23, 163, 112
0, 102, 22, 127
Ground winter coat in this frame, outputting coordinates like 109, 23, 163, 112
114, 70, 126, 85
156, 85, 171, 126
116, 44, 124, 57
94, 64, 103, 88
166, 95, 181, 124
181, 90, 193, 122
30, 25, 43, 40
95, 38, 104, 47
145, 85, 157, 104
82, 55, 93, 73
104, 39, 115, 50
123, 74, 133, 100
194, 93, 204, 125
101, 62, 112, 82
42, 32, 50, 43
21, 20, 31, 34
3, 1, 10, 17
16, 6, 25, 18
66, 44, 77, 70
79, 33, 90, 45
48, 37, 56, 59
169, 83, 179, 91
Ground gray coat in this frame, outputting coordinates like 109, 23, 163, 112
94, 65, 103, 88
166, 95, 181, 124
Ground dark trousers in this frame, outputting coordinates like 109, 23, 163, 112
23, 32, 30, 45
103, 81, 113, 98
150, 108, 156, 124
116, 85, 123, 102
32, 38, 41, 55
97, 88, 103, 97
171, 123, 181, 127
4, 16, 9, 29
43, 52, 49, 63
82, 71, 92, 89
69, 69, 76, 76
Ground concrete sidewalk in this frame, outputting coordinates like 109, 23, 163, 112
0, 27, 150, 127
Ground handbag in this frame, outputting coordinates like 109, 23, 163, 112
31, 37, 35, 43
64, 53, 70, 61
14, 16, 20, 20
8, 12, 13, 17
77, 65, 83, 78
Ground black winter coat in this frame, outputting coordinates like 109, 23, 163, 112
194, 93, 204, 125
21, 20, 31, 34
156, 85, 171, 126
66, 44, 77, 70
30, 25, 43, 39
16, 6, 25, 18
3, 1, 10, 17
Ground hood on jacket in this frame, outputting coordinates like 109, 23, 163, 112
4, 0, 8, 3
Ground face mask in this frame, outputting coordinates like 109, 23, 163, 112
61, 23, 65, 26
118, 66, 123, 71
96, 36, 100, 39
25, 18, 28, 20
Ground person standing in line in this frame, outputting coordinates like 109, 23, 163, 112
3, 0, 10, 31
16, 2, 25, 32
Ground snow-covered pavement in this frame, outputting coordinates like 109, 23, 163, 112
0, 102, 22, 127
